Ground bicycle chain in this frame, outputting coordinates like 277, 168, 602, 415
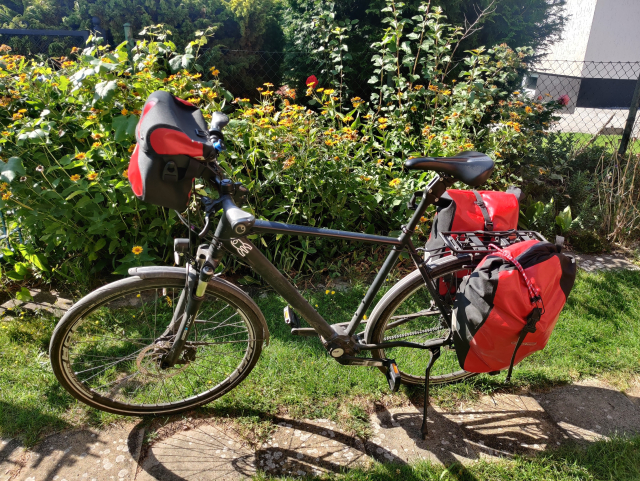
383, 324, 445, 341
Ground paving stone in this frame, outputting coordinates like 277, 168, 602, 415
370, 407, 477, 465
256, 418, 372, 477
0, 290, 73, 318
539, 379, 640, 441
137, 421, 254, 481
11, 424, 143, 481
0, 438, 25, 481
572, 253, 640, 272
440, 392, 566, 460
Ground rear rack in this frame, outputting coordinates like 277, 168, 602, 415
438, 230, 546, 255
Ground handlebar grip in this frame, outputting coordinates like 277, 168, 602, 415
222, 196, 255, 236
210, 112, 230, 132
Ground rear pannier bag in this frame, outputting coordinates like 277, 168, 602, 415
128, 90, 214, 210
426, 189, 520, 296
452, 240, 576, 379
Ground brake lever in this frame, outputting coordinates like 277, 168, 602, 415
198, 196, 224, 238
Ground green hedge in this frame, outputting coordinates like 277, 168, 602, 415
0, 4, 562, 288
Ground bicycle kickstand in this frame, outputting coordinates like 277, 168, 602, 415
420, 347, 441, 440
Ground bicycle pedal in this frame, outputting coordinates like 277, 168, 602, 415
283, 306, 301, 329
383, 359, 401, 392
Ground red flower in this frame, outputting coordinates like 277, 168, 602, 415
306, 75, 318, 89
558, 94, 570, 106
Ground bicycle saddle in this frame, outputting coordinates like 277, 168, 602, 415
405, 151, 494, 186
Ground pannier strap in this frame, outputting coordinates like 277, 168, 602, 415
472, 190, 493, 231
488, 243, 544, 382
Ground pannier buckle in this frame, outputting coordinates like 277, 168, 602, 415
162, 161, 179, 182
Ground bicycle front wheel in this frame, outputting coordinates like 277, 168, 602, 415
50, 273, 266, 416
365, 257, 477, 386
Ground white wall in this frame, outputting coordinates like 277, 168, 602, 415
540, 0, 598, 76
584, 0, 640, 78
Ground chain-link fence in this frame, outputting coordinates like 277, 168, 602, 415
0, 29, 88, 58
526, 60, 640, 154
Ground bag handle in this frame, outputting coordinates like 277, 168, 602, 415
472, 190, 493, 231
488, 243, 544, 382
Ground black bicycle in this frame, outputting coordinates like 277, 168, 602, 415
49, 112, 541, 437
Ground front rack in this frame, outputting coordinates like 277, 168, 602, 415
438, 230, 546, 255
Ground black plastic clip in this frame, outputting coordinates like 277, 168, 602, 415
162, 161, 179, 182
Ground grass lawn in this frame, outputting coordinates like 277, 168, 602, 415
1, 269, 639, 479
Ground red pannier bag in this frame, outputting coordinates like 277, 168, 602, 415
128, 90, 214, 210
426, 188, 521, 297
452, 240, 576, 379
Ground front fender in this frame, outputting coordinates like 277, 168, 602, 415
128, 266, 269, 345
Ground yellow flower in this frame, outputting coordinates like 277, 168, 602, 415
70, 174, 81, 181
414, 85, 424, 90
389, 178, 401, 188
1, 131, 10, 136
331, 291, 335, 295
441, 89, 452, 95
128, 144, 136, 153
121, 108, 129, 116
495, 151, 502, 158
132, 246, 143, 255
87, 172, 98, 181
123, 169, 129, 178
378, 117, 388, 124
75, 152, 86, 160
324, 89, 335, 95
410, 106, 417, 112
187, 97, 201, 104
513, 91, 521, 95
525, 106, 533, 114
363, 315, 368, 320
1, 192, 11, 201
17, 109, 26, 113
428, 84, 439, 92
388, 162, 393, 167
92, 141, 102, 148
12, 113, 22, 120
325, 289, 330, 295
210, 66, 220, 76
420, 216, 427, 223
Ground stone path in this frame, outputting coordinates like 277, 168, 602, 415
4, 379, 639, 480
571, 252, 640, 272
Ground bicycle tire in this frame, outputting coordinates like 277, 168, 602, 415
364, 255, 477, 386
50, 272, 266, 416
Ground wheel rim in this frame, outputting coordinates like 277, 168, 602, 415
60, 280, 257, 410
371, 273, 474, 385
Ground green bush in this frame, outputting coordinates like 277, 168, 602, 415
0, 3, 563, 287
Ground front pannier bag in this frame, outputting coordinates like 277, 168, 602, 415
452, 240, 576, 380
128, 90, 214, 210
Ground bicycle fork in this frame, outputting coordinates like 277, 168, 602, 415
160, 263, 215, 369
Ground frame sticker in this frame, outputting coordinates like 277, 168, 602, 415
231, 238, 252, 257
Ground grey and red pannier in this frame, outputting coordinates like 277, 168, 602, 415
427, 188, 521, 297
452, 240, 576, 379
128, 90, 214, 210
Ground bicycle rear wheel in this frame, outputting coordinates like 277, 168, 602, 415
365, 257, 477, 386
50, 273, 266, 416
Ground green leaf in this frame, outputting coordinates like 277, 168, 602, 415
112, 115, 138, 142
0, 157, 26, 183
66, 190, 84, 201
30, 254, 49, 271
94, 238, 107, 252
555, 206, 572, 233
94, 80, 118, 103
15, 287, 32, 302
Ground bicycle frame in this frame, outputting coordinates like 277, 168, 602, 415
197, 173, 458, 365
